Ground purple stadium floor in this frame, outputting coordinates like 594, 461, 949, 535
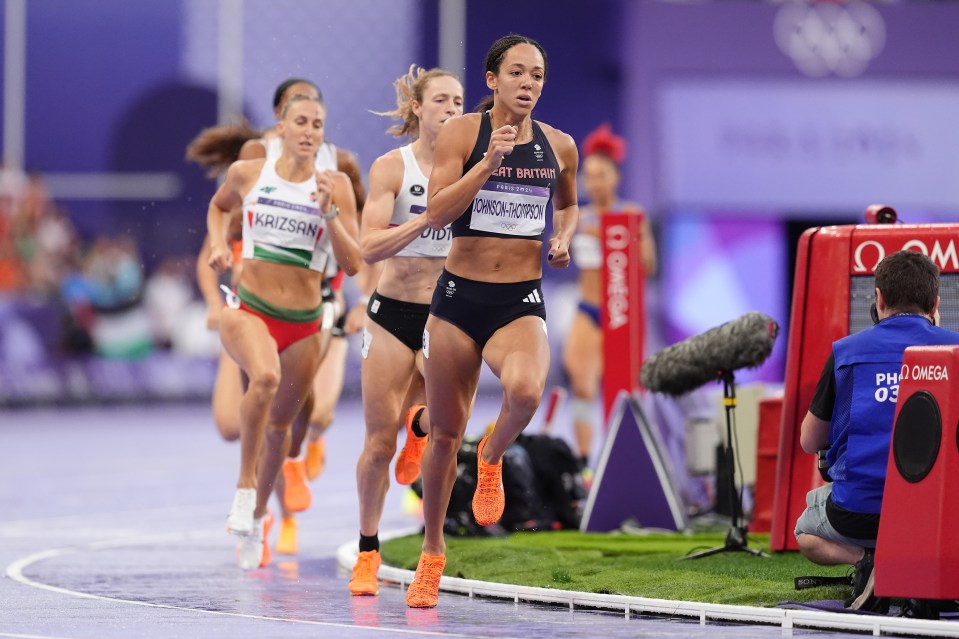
2, 400, 863, 638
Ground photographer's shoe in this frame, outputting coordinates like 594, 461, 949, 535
846, 549, 888, 613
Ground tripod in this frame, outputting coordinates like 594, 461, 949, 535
682, 370, 767, 560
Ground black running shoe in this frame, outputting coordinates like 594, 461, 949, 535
846, 549, 888, 613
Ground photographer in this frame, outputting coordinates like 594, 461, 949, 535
795, 250, 959, 609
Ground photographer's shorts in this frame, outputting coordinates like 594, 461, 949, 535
794, 484, 877, 549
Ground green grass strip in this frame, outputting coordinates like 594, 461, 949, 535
381, 531, 852, 607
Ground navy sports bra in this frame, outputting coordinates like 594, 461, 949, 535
451, 111, 560, 241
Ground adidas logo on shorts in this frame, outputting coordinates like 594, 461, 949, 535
522, 289, 542, 304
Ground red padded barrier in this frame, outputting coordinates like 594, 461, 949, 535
601, 212, 645, 422
750, 395, 783, 534
770, 224, 959, 551
875, 345, 959, 599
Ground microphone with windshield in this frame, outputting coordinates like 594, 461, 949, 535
640, 311, 779, 560
640, 311, 779, 396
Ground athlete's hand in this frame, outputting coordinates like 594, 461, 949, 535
208, 242, 233, 274
484, 125, 517, 172
314, 169, 335, 213
546, 236, 571, 269
344, 302, 366, 335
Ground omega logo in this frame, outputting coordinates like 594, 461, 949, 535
852, 239, 959, 274
605, 224, 631, 330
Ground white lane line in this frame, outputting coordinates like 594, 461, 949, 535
336, 535, 959, 639
0, 529, 143, 540
4, 531, 467, 638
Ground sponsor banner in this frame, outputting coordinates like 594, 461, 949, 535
659, 81, 959, 211
601, 213, 645, 421
850, 226, 959, 274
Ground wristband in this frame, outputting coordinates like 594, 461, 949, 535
321, 204, 339, 221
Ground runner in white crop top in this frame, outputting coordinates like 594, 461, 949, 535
207, 94, 361, 571
240, 154, 336, 274
347, 66, 464, 597
193, 79, 370, 561
385, 144, 452, 258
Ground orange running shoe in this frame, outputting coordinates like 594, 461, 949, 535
276, 515, 298, 555
281, 459, 312, 512
305, 437, 326, 481
406, 552, 446, 608
348, 550, 382, 596
260, 511, 273, 568
395, 405, 428, 485
472, 434, 505, 526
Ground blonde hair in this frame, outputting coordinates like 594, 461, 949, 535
375, 64, 460, 140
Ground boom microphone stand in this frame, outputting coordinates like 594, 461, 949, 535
682, 370, 767, 560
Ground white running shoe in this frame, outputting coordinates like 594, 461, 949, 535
237, 514, 266, 570
226, 488, 256, 535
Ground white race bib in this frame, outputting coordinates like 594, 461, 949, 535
247, 198, 323, 252
403, 204, 453, 256
469, 180, 549, 237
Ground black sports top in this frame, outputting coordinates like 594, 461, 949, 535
450, 111, 560, 241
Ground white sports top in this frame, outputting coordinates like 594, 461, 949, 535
264, 137, 339, 276
389, 144, 451, 258
241, 156, 332, 274
571, 201, 640, 271
571, 203, 603, 270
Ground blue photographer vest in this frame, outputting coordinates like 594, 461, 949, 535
828, 315, 959, 514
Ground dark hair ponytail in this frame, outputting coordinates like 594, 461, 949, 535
474, 95, 495, 113
484, 34, 548, 78
185, 117, 259, 178
272, 78, 323, 109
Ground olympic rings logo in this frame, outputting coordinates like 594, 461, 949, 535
774, 1, 885, 78
499, 222, 518, 231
